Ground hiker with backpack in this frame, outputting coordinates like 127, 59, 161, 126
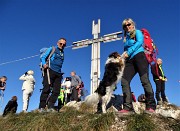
119, 18, 156, 114
151, 58, 168, 105
70, 71, 82, 102
39, 38, 66, 112
19, 70, 35, 112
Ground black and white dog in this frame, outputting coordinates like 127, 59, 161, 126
85, 52, 125, 113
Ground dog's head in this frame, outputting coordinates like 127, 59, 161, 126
106, 52, 125, 67
108, 52, 121, 59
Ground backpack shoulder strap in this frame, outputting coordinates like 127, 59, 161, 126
47, 46, 56, 61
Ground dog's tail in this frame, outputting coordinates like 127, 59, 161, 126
84, 93, 100, 105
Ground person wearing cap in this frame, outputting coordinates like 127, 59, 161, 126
19, 70, 35, 112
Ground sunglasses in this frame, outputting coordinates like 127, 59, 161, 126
59, 43, 66, 47
124, 23, 131, 28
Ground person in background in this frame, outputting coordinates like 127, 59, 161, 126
70, 71, 81, 102
120, 18, 156, 114
58, 86, 65, 111
0, 76, 7, 98
19, 70, 35, 112
77, 76, 84, 102
3, 96, 18, 117
0, 76, 7, 91
39, 38, 66, 112
151, 58, 168, 105
61, 77, 71, 104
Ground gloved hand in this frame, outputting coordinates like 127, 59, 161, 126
25, 72, 28, 75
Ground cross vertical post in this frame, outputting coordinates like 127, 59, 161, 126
91, 19, 101, 94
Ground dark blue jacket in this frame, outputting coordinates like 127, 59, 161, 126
41, 46, 64, 73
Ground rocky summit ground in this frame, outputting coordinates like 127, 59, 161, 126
0, 102, 179, 131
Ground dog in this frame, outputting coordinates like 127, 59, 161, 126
85, 52, 125, 113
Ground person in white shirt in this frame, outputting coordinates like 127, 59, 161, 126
19, 70, 35, 112
61, 77, 71, 104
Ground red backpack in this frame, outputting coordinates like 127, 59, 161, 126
141, 28, 158, 65
79, 81, 84, 89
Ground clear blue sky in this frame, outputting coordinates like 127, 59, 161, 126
0, 0, 179, 113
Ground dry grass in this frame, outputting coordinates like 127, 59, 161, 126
0, 107, 115, 131
126, 114, 156, 131
0, 105, 179, 131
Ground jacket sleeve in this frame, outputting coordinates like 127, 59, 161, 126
127, 30, 144, 56
76, 75, 82, 86
19, 74, 27, 80
41, 47, 53, 66
19, 74, 35, 82
4, 100, 13, 111
151, 64, 159, 77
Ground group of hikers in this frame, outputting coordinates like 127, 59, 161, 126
0, 70, 84, 116
0, 18, 169, 116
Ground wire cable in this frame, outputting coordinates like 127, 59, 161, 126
0, 45, 73, 66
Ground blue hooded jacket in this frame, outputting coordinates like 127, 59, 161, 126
124, 29, 144, 59
41, 46, 64, 73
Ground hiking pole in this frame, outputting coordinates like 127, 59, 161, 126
47, 68, 51, 85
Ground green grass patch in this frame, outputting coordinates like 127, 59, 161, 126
88, 112, 115, 131
0, 107, 115, 131
126, 114, 156, 131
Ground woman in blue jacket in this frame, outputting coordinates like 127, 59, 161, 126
120, 18, 156, 114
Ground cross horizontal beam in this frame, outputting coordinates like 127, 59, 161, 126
72, 31, 123, 49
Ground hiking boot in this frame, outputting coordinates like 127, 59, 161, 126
157, 101, 162, 105
47, 108, 57, 113
22, 110, 28, 113
119, 109, 134, 115
95, 110, 102, 114
144, 108, 155, 114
